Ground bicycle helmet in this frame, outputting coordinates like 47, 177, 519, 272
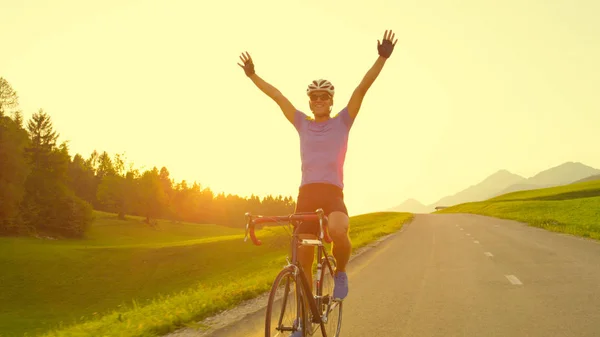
306, 79, 335, 97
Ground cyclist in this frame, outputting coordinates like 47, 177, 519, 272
238, 30, 397, 330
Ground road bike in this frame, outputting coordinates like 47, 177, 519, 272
244, 208, 343, 336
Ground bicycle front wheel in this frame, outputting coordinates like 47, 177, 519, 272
265, 266, 308, 337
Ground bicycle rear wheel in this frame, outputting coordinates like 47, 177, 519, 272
265, 266, 308, 337
319, 256, 342, 337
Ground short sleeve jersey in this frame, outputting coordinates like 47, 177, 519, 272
293, 107, 355, 189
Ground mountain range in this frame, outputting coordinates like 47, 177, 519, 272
388, 161, 600, 214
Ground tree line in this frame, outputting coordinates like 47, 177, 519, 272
0, 77, 295, 238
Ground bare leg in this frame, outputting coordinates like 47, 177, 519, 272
327, 211, 351, 273
297, 234, 316, 293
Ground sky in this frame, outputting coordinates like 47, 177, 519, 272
2, 0, 599, 216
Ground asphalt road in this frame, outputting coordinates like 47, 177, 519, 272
172, 213, 600, 337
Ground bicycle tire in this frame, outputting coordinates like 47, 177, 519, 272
265, 266, 308, 337
319, 256, 343, 337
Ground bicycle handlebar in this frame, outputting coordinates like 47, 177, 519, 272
244, 208, 332, 246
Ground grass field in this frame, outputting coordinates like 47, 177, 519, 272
1, 210, 413, 337
437, 179, 600, 240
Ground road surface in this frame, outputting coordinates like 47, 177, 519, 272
169, 213, 600, 337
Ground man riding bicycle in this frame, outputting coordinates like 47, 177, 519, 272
238, 30, 398, 333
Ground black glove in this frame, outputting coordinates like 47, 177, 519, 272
377, 30, 398, 59
238, 52, 255, 77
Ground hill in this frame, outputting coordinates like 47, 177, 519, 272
572, 173, 600, 184
387, 198, 432, 213
436, 179, 600, 240
494, 162, 600, 196
391, 162, 600, 212
430, 169, 526, 208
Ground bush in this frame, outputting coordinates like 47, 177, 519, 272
50, 188, 95, 238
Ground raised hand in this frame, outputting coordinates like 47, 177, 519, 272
238, 51, 255, 77
377, 30, 398, 59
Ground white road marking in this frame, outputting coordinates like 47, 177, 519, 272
484, 252, 493, 257
505, 275, 523, 285
474, 240, 480, 244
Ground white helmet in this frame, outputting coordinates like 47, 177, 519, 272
306, 79, 335, 96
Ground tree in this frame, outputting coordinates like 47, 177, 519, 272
96, 153, 131, 220
158, 167, 174, 219
138, 167, 167, 225
12, 110, 24, 127
1, 75, 301, 237
86, 150, 100, 172
97, 174, 126, 219
81, 150, 102, 207
22, 110, 60, 229
210, 192, 227, 225
96, 151, 115, 181
247, 194, 262, 214
25, 109, 59, 173
123, 168, 140, 218
21, 110, 93, 237
68, 154, 97, 205
0, 115, 31, 233
0, 77, 19, 118
197, 184, 214, 223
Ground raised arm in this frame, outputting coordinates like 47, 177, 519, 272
347, 30, 398, 120
238, 52, 296, 124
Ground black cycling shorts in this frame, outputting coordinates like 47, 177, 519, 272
294, 183, 348, 236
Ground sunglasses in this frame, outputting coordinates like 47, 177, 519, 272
309, 93, 331, 101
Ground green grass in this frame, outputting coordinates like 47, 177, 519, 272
82, 211, 242, 245
437, 179, 600, 240
489, 179, 600, 202
1, 211, 412, 337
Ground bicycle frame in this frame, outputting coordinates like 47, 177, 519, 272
290, 222, 336, 326
244, 208, 339, 334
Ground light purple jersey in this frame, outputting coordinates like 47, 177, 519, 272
293, 107, 355, 189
